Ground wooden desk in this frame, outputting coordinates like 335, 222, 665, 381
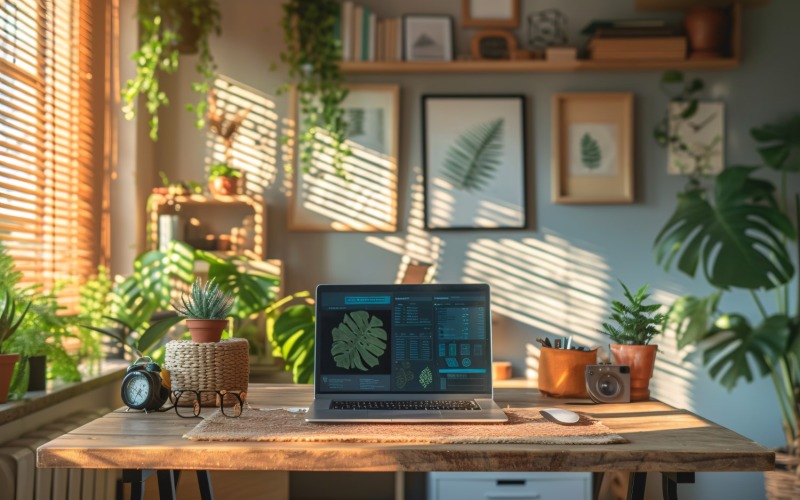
37, 384, 773, 500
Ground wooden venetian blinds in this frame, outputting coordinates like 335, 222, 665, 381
0, 0, 100, 307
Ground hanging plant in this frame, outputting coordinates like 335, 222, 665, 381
279, 0, 350, 178
121, 0, 222, 141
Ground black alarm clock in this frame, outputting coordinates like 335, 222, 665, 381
121, 356, 170, 412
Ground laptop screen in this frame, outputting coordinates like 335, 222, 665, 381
314, 283, 492, 395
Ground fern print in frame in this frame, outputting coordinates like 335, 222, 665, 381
331, 310, 388, 371
442, 118, 504, 192
580, 133, 602, 169
423, 95, 527, 230
569, 123, 618, 176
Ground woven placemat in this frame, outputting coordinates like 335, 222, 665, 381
184, 408, 628, 445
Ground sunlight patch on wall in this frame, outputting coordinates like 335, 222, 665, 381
366, 167, 443, 282
205, 76, 279, 194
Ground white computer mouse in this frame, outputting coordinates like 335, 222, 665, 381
539, 408, 581, 425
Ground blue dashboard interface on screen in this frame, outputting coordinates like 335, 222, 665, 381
316, 286, 490, 394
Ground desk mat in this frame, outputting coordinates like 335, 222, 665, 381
183, 408, 628, 445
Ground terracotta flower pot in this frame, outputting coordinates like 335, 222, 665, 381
0, 353, 20, 403
186, 319, 228, 343
684, 6, 728, 60
209, 176, 238, 196
610, 344, 657, 401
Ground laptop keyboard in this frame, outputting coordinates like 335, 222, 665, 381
330, 400, 481, 411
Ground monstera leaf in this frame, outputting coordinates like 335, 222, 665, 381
751, 114, 800, 173
133, 241, 195, 308
197, 251, 279, 319
667, 292, 722, 349
270, 302, 315, 384
331, 310, 387, 371
654, 166, 795, 290
702, 314, 790, 390
442, 118, 504, 192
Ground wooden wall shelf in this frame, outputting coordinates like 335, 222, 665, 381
340, 57, 739, 74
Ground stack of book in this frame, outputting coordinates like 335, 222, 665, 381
582, 19, 687, 61
338, 1, 402, 62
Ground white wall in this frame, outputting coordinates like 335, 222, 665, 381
114, 1, 800, 498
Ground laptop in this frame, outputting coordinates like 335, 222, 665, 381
305, 283, 508, 423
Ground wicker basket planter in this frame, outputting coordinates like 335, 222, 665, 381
765, 451, 800, 500
165, 337, 249, 406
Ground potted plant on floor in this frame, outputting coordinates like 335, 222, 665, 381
173, 277, 235, 343
654, 109, 800, 496
121, 0, 222, 141
599, 282, 666, 401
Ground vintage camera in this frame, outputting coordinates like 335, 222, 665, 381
585, 364, 630, 404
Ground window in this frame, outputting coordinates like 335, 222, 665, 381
0, 0, 103, 309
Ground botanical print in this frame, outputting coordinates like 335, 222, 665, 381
668, 101, 724, 175
568, 123, 618, 176
441, 118, 504, 193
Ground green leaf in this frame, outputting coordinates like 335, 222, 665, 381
331, 310, 387, 371
137, 315, 184, 354
654, 166, 795, 290
660, 70, 684, 84
751, 115, 800, 172
441, 118, 504, 192
271, 304, 315, 384
580, 133, 602, 169
666, 292, 721, 349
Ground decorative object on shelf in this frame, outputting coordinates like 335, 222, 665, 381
683, 5, 728, 59
599, 282, 665, 401
120, 0, 222, 141
206, 89, 250, 195
653, 71, 724, 176
208, 162, 242, 196
173, 277, 235, 343
653, 111, 800, 469
289, 84, 399, 232
537, 347, 598, 398
403, 15, 454, 62
422, 94, 527, 230
279, 0, 350, 179
462, 0, 519, 29
526, 9, 568, 50
165, 337, 249, 406
552, 93, 634, 204
470, 30, 517, 60
121, 356, 170, 412
545, 46, 577, 62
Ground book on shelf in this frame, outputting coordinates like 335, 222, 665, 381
337, 2, 403, 63
581, 18, 668, 35
340, 1, 354, 61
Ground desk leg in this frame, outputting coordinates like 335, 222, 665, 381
661, 472, 695, 500
627, 472, 647, 500
157, 470, 177, 500
196, 470, 215, 500
122, 469, 151, 500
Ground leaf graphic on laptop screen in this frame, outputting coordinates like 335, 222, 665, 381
331, 310, 388, 371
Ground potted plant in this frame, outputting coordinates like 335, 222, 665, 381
173, 277, 235, 343
0, 290, 30, 403
599, 282, 666, 401
121, 0, 222, 141
279, 0, 350, 178
653, 73, 800, 492
208, 162, 242, 196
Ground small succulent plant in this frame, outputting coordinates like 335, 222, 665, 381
173, 278, 234, 320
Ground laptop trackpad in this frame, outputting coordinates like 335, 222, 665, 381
367, 410, 443, 420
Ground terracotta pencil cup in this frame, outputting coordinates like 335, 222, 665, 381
537, 347, 598, 398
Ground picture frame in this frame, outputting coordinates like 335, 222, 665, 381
667, 101, 724, 175
462, 0, 520, 29
289, 84, 400, 232
403, 15, 454, 61
422, 95, 527, 230
552, 93, 634, 204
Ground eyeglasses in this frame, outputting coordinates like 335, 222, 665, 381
170, 389, 247, 418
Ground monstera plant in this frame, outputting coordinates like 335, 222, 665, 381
654, 114, 800, 456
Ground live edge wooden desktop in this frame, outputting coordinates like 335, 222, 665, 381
37, 383, 773, 500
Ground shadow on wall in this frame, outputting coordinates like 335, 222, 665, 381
206, 75, 280, 194
460, 231, 698, 410
366, 166, 444, 283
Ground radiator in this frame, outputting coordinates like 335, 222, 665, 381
0, 409, 116, 500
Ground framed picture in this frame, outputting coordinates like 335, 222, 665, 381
668, 101, 724, 175
462, 0, 520, 29
552, 93, 634, 204
403, 15, 454, 61
422, 95, 527, 230
289, 84, 400, 231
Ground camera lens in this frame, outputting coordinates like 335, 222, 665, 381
598, 374, 620, 397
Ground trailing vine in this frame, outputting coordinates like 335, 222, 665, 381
121, 0, 221, 141
279, 0, 350, 178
